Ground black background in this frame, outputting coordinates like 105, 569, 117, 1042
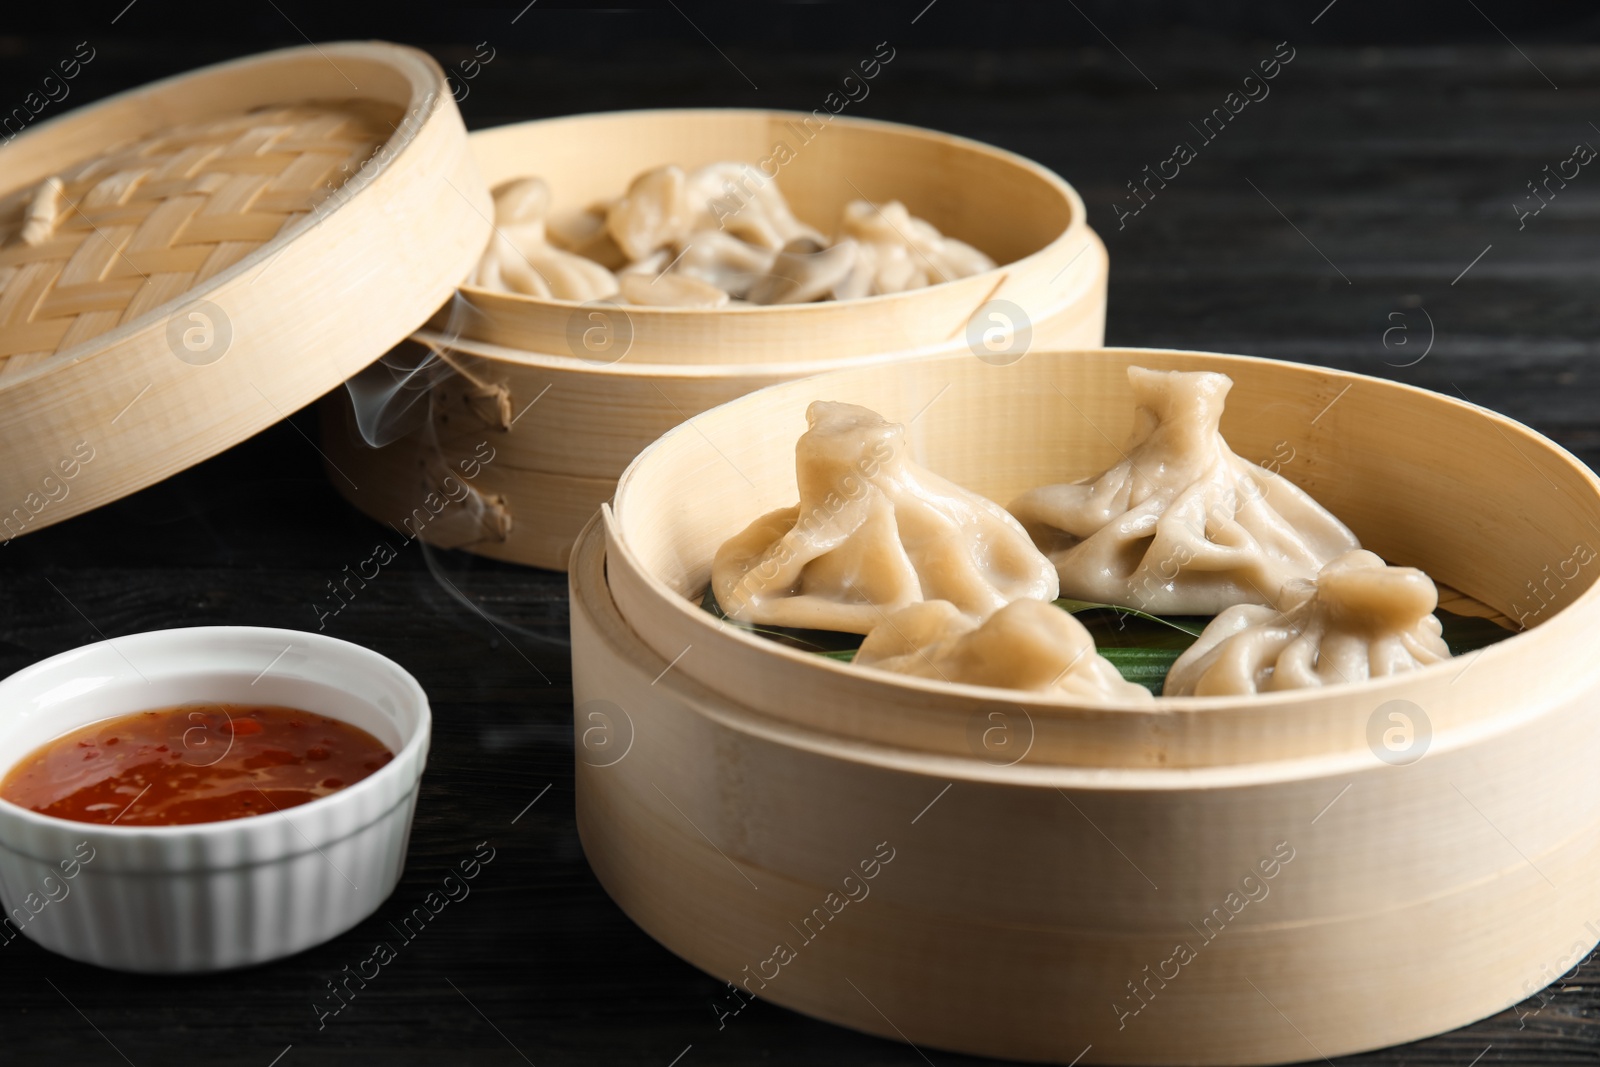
2, 1, 1599, 1064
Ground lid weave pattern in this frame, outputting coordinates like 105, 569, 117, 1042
0, 101, 399, 373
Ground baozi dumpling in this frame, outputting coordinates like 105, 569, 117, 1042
855, 599, 1151, 702
712, 401, 1059, 633
1163, 550, 1452, 696
472, 178, 620, 300
1008, 367, 1360, 614
832, 199, 996, 298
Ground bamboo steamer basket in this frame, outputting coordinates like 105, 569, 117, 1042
321, 109, 1106, 570
571, 346, 1600, 1065
0, 43, 489, 536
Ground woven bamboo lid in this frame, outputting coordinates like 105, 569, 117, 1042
0, 42, 490, 539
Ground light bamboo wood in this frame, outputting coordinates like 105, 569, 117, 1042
447, 109, 1102, 364
322, 392, 615, 567
321, 109, 1107, 569
572, 347, 1600, 1063
0, 101, 396, 366
324, 297, 1096, 570
574, 514, 1600, 1064
0, 43, 490, 539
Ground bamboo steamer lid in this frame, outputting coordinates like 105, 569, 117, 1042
0, 42, 491, 539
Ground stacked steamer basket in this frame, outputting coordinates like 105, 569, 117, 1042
573, 347, 1600, 1066
0, 44, 487, 534
320, 109, 1106, 570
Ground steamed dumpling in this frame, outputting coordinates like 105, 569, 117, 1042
605, 162, 823, 262
832, 199, 996, 299
687, 162, 824, 251
1164, 550, 1452, 696
712, 401, 1059, 633
670, 230, 777, 298
472, 178, 620, 300
471, 164, 998, 304
616, 251, 731, 308
855, 599, 1151, 702
605, 165, 697, 261
746, 237, 860, 305
546, 197, 628, 269
1008, 367, 1360, 614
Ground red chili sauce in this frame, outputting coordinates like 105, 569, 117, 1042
0, 704, 394, 827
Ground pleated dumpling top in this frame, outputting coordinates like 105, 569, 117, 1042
712, 401, 1058, 634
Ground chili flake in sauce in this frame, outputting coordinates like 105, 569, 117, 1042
0, 704, 394, 826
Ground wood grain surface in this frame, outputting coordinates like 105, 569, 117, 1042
0, 10, 1596, 1065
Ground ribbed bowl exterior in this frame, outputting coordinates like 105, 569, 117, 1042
0, 627, 431, 973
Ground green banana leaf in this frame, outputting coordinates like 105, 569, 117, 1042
699, 587, 1514, 695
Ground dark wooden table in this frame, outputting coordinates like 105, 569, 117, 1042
2, 9, 1598, 1064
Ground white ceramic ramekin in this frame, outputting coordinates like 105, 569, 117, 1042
0, 626, 431, 972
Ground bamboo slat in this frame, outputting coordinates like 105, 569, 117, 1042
0, 43, 491, 540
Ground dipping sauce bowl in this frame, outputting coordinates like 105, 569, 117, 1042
0, 626, 430, 972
